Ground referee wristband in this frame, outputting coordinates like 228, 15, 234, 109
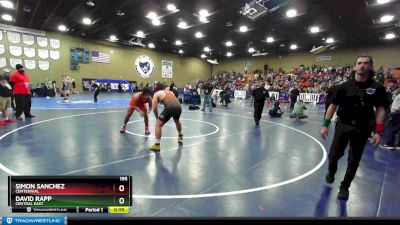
323, 119, 331, 128
375, 124, 384, 134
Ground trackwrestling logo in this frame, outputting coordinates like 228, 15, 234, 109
1, 217, 64, 225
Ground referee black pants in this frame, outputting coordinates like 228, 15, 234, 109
328, 120, 370, 189
94, 90, 100, 102
290, 98, 297, 110
11, 95, 15, 110
254, 102, 265, 123
14, 94, 32, 117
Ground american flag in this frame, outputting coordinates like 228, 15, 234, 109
91, 51, 111, 64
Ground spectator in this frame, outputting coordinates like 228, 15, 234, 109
290, 100, 308, 120
139, 83, 144, 91
10, 64, 35, 120
383, 93, 400, 149
386, 79, 400, 105
169, 81, 176, 91
118, 83, 123, 93
106, 82, 112, 92
131, 83, 137, 92
268, 96, 283, 118
201, 81, 214, 112
0, 73, 16, 125
172, 86, 179, 98
222, 85, 232, 106
2, 68, 15, 111
71, 78, 78, 94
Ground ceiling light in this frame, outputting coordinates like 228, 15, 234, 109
147, 12, 157, 20
86, 1, 95, 7
199, 16, 208, 23
252, 52, 268, 56
380, 14, 394, 23
201, 54, 206, 58
226, 52, 232, 57
204, 46, 210, 52
239, 25, 248, 32
178, 49, 183, 54
266, 37, 274, 43
1, 14, 12, 21
116, 10, 125, 16
136, 31, 145, 38
175, 40, 182, 45
199, 9, 209, 17
0, 1, 14, 9
310, 26, 320, 33
248, 47, 255, 53
177, 21, 188, 29
377, 0, 390, 4
109, 35, 118, 41
207, 59, 219, 64
326, 37, 334, 43
82, 17, 92, 25
167, 3, 176, 11
152, 19, 161, 26
290, 44, 297, 50
286, 9, 297, 18
58, 24, 68, 32
195, 32, 203, 38
225, 41, 233, 47
148, 43, 156, 48
385, 33, 395, 39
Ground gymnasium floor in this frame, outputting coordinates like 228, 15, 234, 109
0, 93, 399, 217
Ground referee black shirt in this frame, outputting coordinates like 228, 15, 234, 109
332, 78, 388, 125
252, 87, 270, 103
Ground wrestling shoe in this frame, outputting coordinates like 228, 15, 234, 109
325, 172, 335, 184
337, 187, 349, 200
149, 144, 160, 151
120, 125, 127, 133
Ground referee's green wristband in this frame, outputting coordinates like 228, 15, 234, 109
323, 119, 331, 128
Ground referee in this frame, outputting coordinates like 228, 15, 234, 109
91, 80, 100, 103
252, 81, 269, 126
320, 55, 388, 200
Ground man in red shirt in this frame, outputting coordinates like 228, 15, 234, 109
9, 64, 35, 120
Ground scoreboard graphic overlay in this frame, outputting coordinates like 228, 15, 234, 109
8, 176, 132, 214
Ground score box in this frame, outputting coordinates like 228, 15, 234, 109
8, 176, 132, 211
11, 206, 129, 214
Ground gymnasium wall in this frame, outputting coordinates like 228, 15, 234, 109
0, 31, 211, 91
213, 43, 400, 75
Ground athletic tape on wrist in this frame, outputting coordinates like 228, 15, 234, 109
375, 124, 384, 133
323, 119, 331, 128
